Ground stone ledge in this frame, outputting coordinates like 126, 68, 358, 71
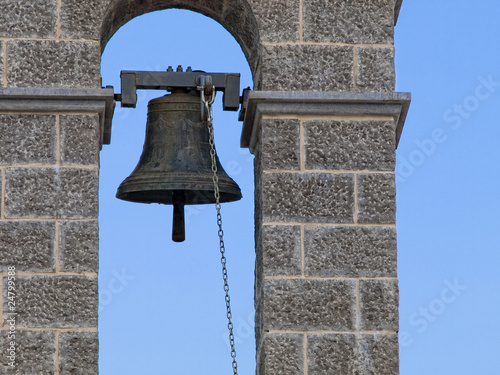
0, 88, 115, 147
241, 91, 411, 153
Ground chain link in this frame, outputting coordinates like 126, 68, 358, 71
203, 85, 239, 375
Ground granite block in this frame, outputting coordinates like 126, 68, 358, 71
7, 40, 100, 88
358, 334, 399, 374
360, 279, 399, 331
304, 120, 395, 171
304, 226, 397, 277
4, 168, 98, 219
249, 0, 300, 42
0, 221, 55, 272
6, 276, 98, 327
261, 172, 354, 223
260, 119, 300, 170
262, 279, 356, 330
259, 225, 301, 276
303, 0, 394, 44
357, 47, 395, 92
307, 334, 357, 374
258, 333, 303, 375
357, 173, 396, 224
59, 221, 99, 273
0, 41, 3, 83
60, 0, 106, 39
0, 330, 55, 374
0, 115, 56, 165
60, 115, 100, 165
58, 331, 98, 374
261, 45, 353, 91
0, 0, 57, 38
307, 333, 398, 374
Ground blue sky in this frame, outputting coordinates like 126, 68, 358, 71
99, 1, 500, 374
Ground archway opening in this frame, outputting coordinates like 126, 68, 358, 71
99, 9, 255, 374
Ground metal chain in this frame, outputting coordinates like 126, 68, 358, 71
202, 84, 239, 375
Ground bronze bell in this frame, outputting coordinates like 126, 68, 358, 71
116, 89, 242, 242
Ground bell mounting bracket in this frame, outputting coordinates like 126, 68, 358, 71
116, 66, 241, 111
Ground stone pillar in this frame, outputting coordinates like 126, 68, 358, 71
0, 89, 114, 373
245, 92, 409, 374
245, 0, 409, 372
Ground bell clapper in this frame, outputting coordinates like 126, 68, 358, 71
172, 191, 186, 242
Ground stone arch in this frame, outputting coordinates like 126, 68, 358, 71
100, 0, 260, 76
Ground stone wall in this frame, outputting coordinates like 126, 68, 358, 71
0, 0, 407, 373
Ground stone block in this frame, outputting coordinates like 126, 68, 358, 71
0, 0, 57, 38
258, 333, 303, 375
304, 120, 395, 171
60, 0, 106, 40
249, 0, 299, 42
0, 330, 55, 373
358, 334, 399, 374
262, 279, 356, 330
59, 221, 98, 273
261, 172, 354, 223
0, 41, 3, 82
303, 0, 394, 44
307, 333, 398, 374
0, 115, 56, 165
0, 221, 55, 272
259, 225, 301, 277
360, 279, 399, 331
6, 275, 98, 327
357, 47, 395, 92
7, 40, 100, 88
4, 168, 98, 219
260, 119, 300, 170
261, 45, 353, 91
304, 226, 397, 277
59, 331, 98, 374
357, 173, 396, 224
60, 115, 100, 165
307, 334, 357, 373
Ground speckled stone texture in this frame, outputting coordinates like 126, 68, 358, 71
0, 0, 57, 38
262, 279, 356, 330
304, 226, 397, 277
357, 47, 396, 92
0, 41, 3, 81
60, 115, 100, 165
259, 225, 301, 276
360, 279, 399, 331
4, 168, 98, 219
59, 221, 99, 273
59, 331, 98, 374
0, 221, 55, 272
357, 173, 396, 224
307, 334, 357, 374
303, 0, 394, 44
261, 172, 354, 223
60, 0, 106, 40
249, 0, 299, 42
304, 120, 395, 171
258, 333, 303, 375
261, 45, 353, 91
0, 330, 55, 374
7, 40, 100, 88
0, 115, 56, 165
260, 119, 300, 170
307, 334, 399, 374
8, 276, 98, 327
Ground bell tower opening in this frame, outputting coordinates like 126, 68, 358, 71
99, 9, 255, 374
